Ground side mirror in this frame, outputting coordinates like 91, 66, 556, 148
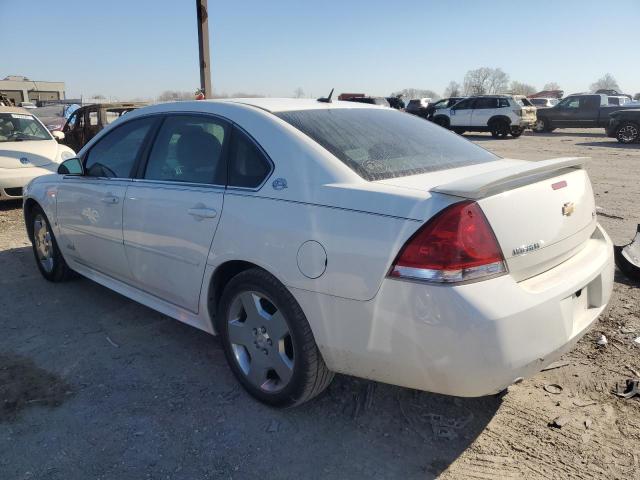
52, 131, 65, 141
58, 157, 83, 175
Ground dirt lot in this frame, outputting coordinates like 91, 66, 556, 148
0, 129, 638, 480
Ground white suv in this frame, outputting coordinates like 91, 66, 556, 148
432, 95, 537, 138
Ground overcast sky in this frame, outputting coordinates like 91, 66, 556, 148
2, 0, 639, 100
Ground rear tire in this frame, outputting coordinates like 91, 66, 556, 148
29, 206, 74, 282
218, 268, 334, 407
615, 121, 640, 144
490, 120, 510, 139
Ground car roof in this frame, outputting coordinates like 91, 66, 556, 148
216, 97, 386, 112
0, 106, 33, 115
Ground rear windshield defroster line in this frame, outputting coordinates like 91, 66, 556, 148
275, 108, 498, 181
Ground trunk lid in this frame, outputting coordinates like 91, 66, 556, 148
381, 157, 596, 281
0, 140, 58, 168
432, 157, 596, 281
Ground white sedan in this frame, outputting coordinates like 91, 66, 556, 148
22, 98, 614, 407
0, 106, 75, 200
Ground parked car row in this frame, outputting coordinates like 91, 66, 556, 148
397, 92, 638, 144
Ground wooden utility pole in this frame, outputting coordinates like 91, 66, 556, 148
196, 0, 212, 98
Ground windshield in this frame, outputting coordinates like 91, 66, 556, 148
0, 112, 51, 142
275, 108, 498, 181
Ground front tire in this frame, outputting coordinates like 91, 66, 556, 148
615, 121, 640, 144
433, 116, 450, 129
29, 206, 73, 282
533, 118, 554, 133
218, 268, 334, 407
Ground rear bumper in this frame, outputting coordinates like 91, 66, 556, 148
517, 118, 536, 128
293, 224, 614, 397
0, 165, 57, 200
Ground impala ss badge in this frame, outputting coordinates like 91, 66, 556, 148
512, 242, 541, 256
562, 202, 575, 216
272, 178, 288, 190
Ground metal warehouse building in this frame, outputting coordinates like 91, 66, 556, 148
0, 75, 66, 105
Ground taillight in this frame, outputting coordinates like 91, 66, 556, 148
513, 109, 523, 116
389, 201, 506, 283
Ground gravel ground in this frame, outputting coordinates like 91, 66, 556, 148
0, 129, 638, 480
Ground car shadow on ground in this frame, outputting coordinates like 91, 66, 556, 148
533, 131, 608, 139
0, 245, 502, 479
575, 141, 639, 149
0, 199, 21, 211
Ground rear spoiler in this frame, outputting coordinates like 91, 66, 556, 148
431, 157, 588, 200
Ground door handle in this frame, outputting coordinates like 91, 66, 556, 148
101, 195, 119, 205
188, 207, 217, 219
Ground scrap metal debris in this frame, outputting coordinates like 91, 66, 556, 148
614, 224, 640, 281
541, 361, 571, 372
614, 379, 640, 400
549, 416, 571, 429
596, 334, 608, 347
543, 384, 563, 395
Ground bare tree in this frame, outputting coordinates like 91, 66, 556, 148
293, 87, 305, 98
543, 82, 561, 91
391, 88, 439, 100
590, 73, 620, 92
509, 81, 536, 96
92, 94, 106, 99
443, 81, 461, 98
635, 93, 640, 101
463, 67, 509, 95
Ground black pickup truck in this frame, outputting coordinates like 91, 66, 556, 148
533, 94, 635, 132
606, 109, 640, 144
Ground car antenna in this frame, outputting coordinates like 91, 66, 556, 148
317, 88, 334, 103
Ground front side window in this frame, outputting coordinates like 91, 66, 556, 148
227, 128, 271, 188
84, 117, 155, 178
0, 112, 51, 142
143, 115, 227, 185
432, 99, 448, 110
559, 97, 580, 109
275, 108, 498, 181
452, 98, 474, 110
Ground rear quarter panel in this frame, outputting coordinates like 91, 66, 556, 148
208, 191, 430, 301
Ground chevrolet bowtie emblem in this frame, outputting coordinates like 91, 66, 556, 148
562, 202, 575, 216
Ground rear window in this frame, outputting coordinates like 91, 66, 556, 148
275, 108, 498, 181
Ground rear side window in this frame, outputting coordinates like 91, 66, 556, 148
498, 98, 510, 107
227, 128, 272, 188
474, 98, 498, 109
85, 117, 155, 178
275, 108, 498, 181
144, 115, 228, 185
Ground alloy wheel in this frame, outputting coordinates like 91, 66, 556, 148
617, 124, 639, 143
226, 291, 294, 392
33, 214, 54, 273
